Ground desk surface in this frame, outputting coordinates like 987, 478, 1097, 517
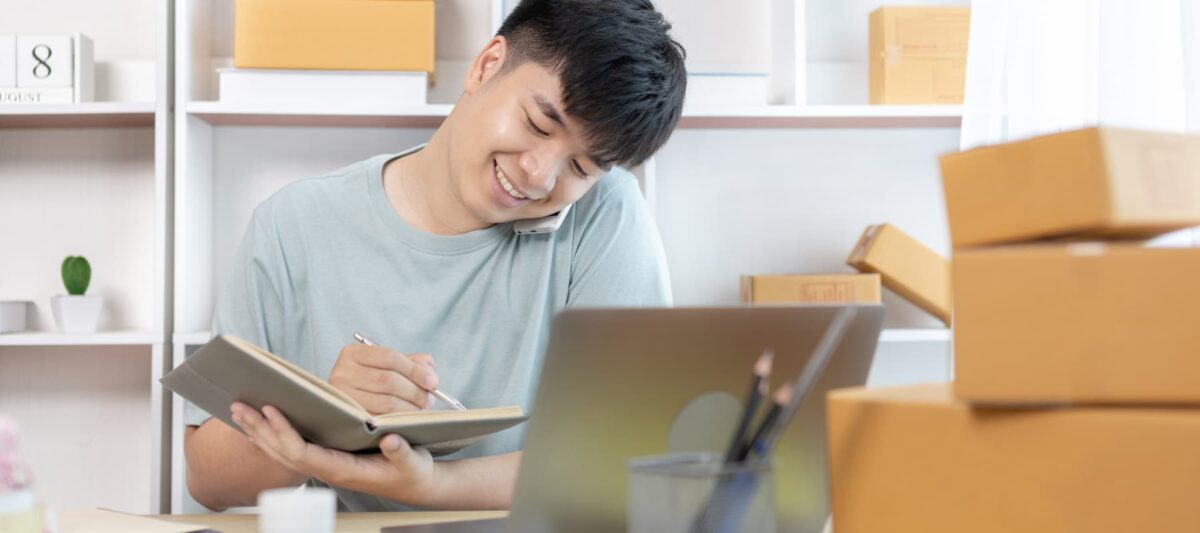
153, 511, 508, 533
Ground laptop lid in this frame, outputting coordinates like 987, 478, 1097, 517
506, 305, 884, 533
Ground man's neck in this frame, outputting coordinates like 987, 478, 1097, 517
383, 131, 489, 235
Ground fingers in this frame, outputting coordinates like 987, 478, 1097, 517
230, 403, 361, 486
380, 434, 411, 454
352, 346, 439, 390
329, 345, 443, 415
379, 434, 432, 469
353, 387, 433, 413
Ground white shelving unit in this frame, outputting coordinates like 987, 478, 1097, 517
0, 0, 173, 515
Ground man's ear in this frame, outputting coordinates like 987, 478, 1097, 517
464, 36, 509, 95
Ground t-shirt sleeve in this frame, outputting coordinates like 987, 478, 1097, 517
565, 170, 673, 308
183, 204, 291, 427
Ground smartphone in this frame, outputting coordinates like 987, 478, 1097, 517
513, 204, 572, 235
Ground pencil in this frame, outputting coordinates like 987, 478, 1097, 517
754, 307, 855, 458
723, 349, 773, 464
739, 382, 792, 461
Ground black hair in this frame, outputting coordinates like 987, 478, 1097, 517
497, 0, 687, 168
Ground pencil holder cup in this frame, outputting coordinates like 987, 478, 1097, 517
627, 452, 776, 533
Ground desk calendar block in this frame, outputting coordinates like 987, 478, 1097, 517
17, 35, 72, 87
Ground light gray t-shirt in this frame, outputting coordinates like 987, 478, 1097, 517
184, 146, 672, 510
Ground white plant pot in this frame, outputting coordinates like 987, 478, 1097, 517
50, 295, 102, 334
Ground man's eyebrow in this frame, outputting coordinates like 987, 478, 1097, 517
531, 92, 608, 172
532, 93, 566, 128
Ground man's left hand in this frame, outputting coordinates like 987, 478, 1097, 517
229, 402, 444, 507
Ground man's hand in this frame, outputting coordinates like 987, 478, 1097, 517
230, 401, 445, 507
329, 343, 439, 414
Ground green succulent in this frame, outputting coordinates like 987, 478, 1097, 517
61, 256, 91, 296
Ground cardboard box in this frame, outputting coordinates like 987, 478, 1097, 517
869, 7, 969, 104
235, 0, 435, 74
827, 383, 1200, 533
940, 127, 1200, 247
953, 243, 1200, 404
847, 224, 950, 324
739, 274, 881, 304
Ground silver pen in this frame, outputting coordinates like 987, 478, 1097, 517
353, 332, 468, 411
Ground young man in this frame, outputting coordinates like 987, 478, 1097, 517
182, 0, 686, 512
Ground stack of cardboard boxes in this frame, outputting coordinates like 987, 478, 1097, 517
222, 0, 435, 106
826, 127, 1200, 532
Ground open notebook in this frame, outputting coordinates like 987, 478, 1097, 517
161, 334, 526, 455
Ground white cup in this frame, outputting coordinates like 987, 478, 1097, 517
257, 487, 336, 533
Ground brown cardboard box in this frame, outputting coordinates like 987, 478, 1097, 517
869, 7, 970, 104
739, 274, 881, 304
827, 383, 1200, 533
847, 224, 950, 324
953, 243, 1200, 404
235, 0, 436, 74
940, 127, 1200, 247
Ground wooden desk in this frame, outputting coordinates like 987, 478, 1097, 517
153, 511, 507, 533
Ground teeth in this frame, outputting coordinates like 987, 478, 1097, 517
495, 164, 528, 200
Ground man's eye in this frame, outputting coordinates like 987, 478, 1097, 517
526, 118, 549, 137
573, 160, 589, 178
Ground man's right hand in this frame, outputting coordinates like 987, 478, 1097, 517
328, 343, 439, 415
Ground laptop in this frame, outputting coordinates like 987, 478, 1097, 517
385, 305, 884, 533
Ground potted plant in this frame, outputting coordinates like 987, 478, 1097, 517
50, 256, 102, 334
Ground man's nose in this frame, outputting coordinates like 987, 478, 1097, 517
519, 151, 559, 198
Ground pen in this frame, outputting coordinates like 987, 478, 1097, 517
353, 332, 468, 411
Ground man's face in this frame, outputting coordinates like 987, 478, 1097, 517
447, 42, 609, 226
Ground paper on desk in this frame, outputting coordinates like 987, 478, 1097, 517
57, 508, 209, 533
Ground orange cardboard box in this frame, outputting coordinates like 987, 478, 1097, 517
739, 274, 881, 304
847, 224, 950, 324
235, 0, 435, 74
827, 383, 1200, 533
953, 243, 1200, 405
868, 7, 970, 104
940, 127, 1200, 247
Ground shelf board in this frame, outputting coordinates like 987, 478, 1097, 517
878, 328, 951, 343
187, 101, 452, 127
679, 105, 962, 128
186, 101, 960, 129
174, 331, 213, 346
178, 330, 949, 345
0, 330, 161, 346
0, 102, 156, 128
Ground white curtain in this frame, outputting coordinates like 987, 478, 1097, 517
960, 0, 1199, 151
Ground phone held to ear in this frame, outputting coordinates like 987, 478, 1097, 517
513, 204, 572, 235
